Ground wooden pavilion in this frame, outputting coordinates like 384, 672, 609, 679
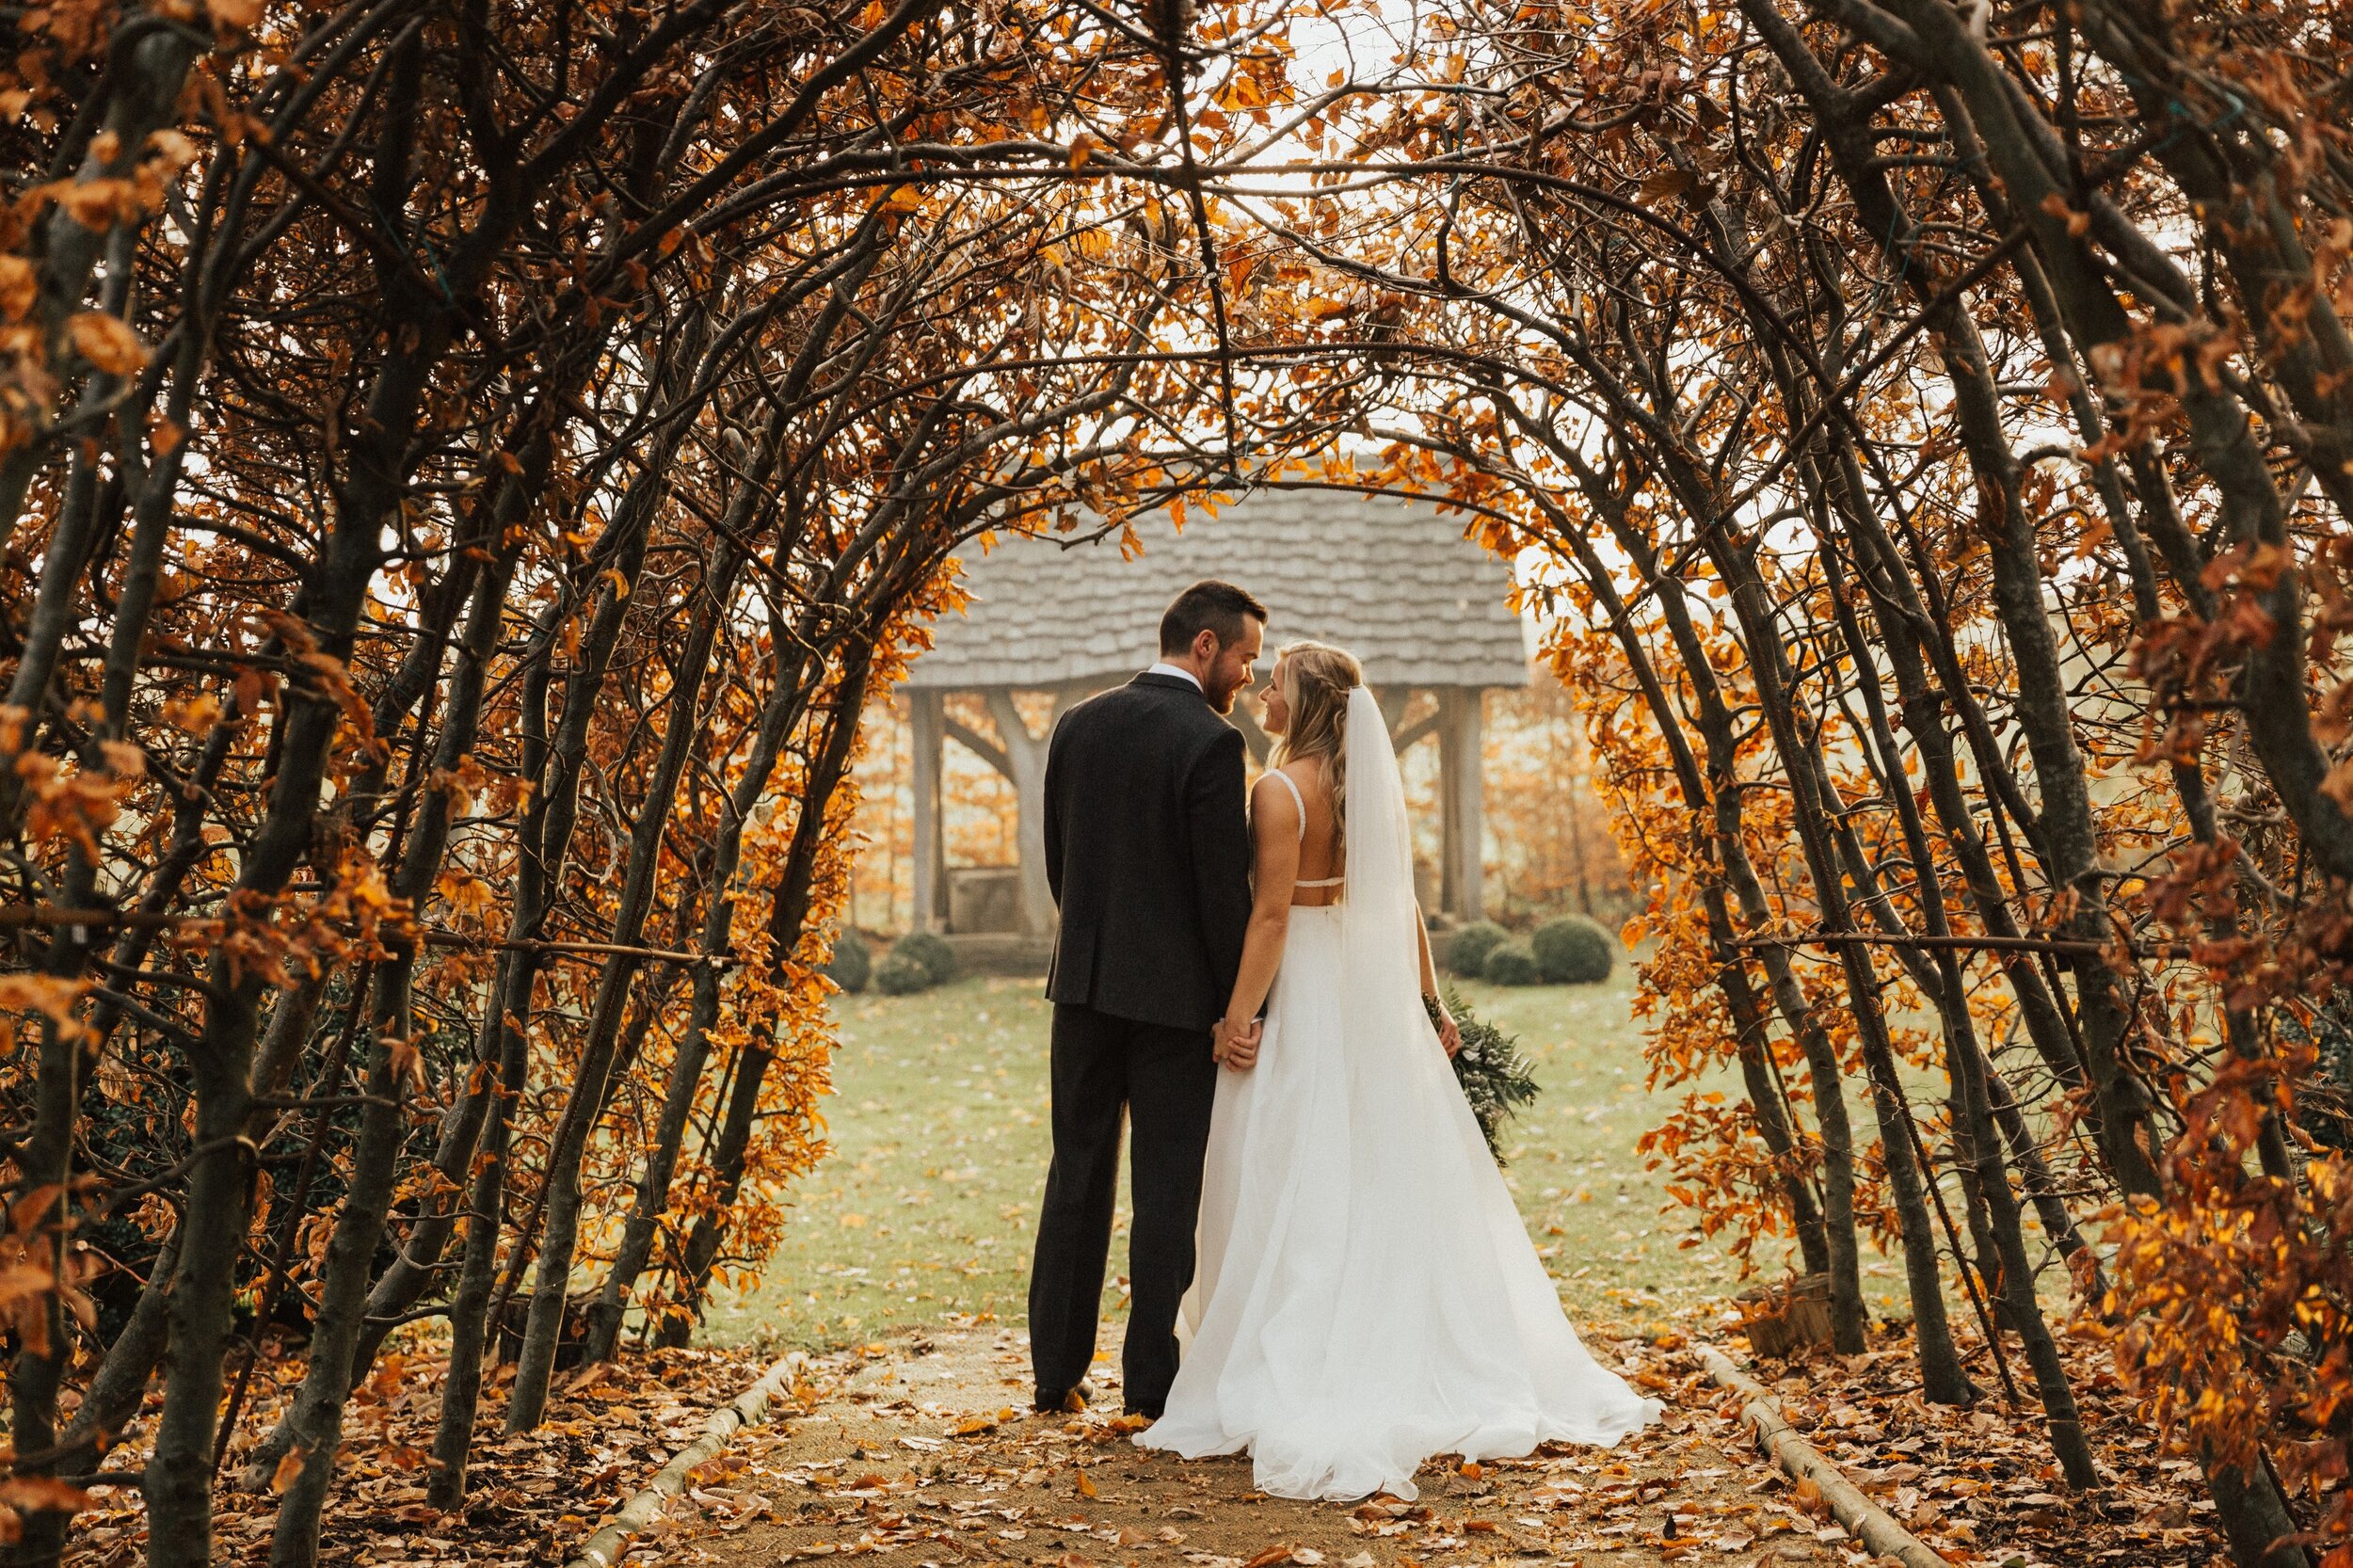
904, 492, 1529, 945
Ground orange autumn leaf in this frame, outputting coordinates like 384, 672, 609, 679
0, 1479, 90, 1515
0, 257, 32, 322
66, 312, 148, 375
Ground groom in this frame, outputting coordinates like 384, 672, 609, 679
1029, 579, 1267, 1418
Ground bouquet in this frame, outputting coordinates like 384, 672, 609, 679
1427, 986, 1540, 1162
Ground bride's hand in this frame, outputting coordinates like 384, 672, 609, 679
1215, 1016, 1263, 1071
1429, 997, 1462, 1058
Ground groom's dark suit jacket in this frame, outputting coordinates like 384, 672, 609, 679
1042, 672, 1254, 1032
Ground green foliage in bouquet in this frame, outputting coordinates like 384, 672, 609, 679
1427, 987, 1541, 1162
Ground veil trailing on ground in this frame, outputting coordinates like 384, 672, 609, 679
1337, 683, 1433, 1045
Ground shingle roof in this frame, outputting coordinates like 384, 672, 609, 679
908, 490, 1530, 690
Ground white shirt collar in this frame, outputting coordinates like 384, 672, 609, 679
1144, 661, 1203, 692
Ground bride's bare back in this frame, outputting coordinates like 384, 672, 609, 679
1258, 760, 1341, 906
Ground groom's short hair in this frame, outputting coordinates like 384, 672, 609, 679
1160, 580, 1268, 653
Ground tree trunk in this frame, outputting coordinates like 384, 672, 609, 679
1701, 520, 1974, 1403
144, 978, 264, 1568
426, 943, 537, 1506
659, 644, 876, 1336
505, 550, 734, 1429
583, 603, 806, 1364
7, 880, 99, 1568
267, 551, 529, 1565
1523, 442, 1853, 1320
1954, 1027, 2101, 1486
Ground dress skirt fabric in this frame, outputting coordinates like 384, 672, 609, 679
1134, 905, 1661, 1501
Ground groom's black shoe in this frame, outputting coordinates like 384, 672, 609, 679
1034, 1384, 1089, 1415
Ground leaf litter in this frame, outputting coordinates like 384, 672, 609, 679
59, 1312, 2235, 1567
1711, 1315, 2236, 1568
655, 1318, 2235, 1568
648, 1324, 1867, 1568
63, 1343, 776, 1568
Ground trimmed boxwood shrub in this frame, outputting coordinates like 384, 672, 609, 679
1531, 914, 1613, 984
1446, 920, 1510, 978
894, 929, 958, 985
1482, 940, 1544, 986
824, 927, 872, 994
873, 949, 933, 996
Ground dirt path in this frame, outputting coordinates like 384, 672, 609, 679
643, 1328, 1880, 1568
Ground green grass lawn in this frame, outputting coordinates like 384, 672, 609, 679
700, 966, 1829, 1352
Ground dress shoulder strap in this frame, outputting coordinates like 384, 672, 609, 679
1266, 766, 1307, 840
1271, 765, 1346, 888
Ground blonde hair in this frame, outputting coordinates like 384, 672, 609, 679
1270, 641, 1364, 861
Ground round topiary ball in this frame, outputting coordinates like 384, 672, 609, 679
893, 929, 957, 986
873, 949, 933, 996
824, 927, 872, 994
1482, 940, 1544, 986
1531, 914, 1613, 984
1446, 920, 1510, 979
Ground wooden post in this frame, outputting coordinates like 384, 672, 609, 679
910, 689, 945, 933
985, 691, 1058, 937
1456, 688, 1486, 921
1229, 701, 1273, 767
1437, 688, 1486, 921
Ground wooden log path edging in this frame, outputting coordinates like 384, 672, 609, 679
568, 1352, 808, 1568
1693, 1343, 1947, 1568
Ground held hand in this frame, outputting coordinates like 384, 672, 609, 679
1215, 1016, 1263, 1071
1430, 998, 1462, 1058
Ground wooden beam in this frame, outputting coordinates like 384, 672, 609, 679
1371, 686, 1439, 753
1391, 709, 1441, 754
943, 715, 1012, 779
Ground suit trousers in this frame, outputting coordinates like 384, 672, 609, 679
1028, 1002, 1217, 1416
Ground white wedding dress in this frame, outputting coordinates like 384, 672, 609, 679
1135, 686, 1661, 1501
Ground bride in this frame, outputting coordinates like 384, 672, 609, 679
1134, 642, 1662, 1501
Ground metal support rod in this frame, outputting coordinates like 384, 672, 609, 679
0, 907, 735, 967
1730, 930, 2194, 960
